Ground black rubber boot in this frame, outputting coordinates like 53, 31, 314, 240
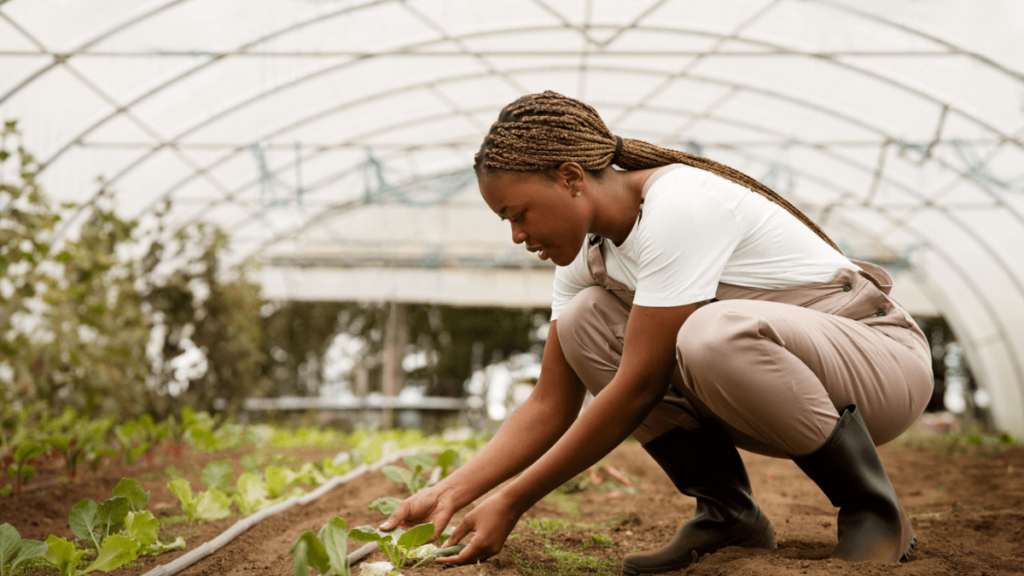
792, 405, 916, 563
621, 421, 777, 575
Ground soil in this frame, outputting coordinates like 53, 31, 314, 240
3, 441, 1023, 576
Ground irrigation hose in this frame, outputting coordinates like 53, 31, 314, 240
139, 448, 423, 576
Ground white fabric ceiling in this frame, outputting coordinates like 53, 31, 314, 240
2, 0, 1024, 434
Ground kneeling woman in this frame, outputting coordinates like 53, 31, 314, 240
380, 91, 933, 573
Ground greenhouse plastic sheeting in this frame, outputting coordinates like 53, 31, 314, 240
1, 0, 1023, 434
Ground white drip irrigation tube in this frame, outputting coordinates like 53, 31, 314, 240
140, 448, 423, 576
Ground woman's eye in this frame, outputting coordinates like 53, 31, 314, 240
512, 213, 525, 223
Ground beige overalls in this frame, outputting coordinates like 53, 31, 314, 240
555, 169, 934, 457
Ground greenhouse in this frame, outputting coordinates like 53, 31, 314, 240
2, 2, 1023, 576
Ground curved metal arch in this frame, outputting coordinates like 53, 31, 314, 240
0, 0, 190, 103
37, 19, 1024, 204
125, 61, 1024, 306
128, 58, 1024, 233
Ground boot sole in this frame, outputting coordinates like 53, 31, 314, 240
621, 527, 777, 575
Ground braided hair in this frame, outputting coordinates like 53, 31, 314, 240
475, 91, 840, 252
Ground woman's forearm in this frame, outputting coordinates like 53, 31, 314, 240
436, 391, 579, 509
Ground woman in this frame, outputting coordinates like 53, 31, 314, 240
380, 91, 933, 573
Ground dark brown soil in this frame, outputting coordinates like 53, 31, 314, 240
3, 442, 1023, 576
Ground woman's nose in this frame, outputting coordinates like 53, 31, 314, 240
510, 222, 527, 244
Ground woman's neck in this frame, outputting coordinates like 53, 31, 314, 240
588, 168, 661, 245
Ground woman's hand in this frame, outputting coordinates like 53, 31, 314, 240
435, 491, 522, 565
379, 486, 458, 542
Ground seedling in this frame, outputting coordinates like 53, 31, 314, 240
43, 534, 138, 576
0, 523, 48, 576
408, 544, 467, 569
7, 441, 45, 494
201, 460, 235, 493
349, 522, 435, 569
233, 472, 270, 515
288, 517, 350, 576
167, 478, 232, 524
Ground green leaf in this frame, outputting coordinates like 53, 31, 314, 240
403, 454, 434, 472
10, 538, 47, 573
318, 517, 349, 576
127, 444, 151, 464
436, 449, 460, 478
233, 472, 269, 516
0, 523, 23, 568
200, 460, 234, 492
139, 536, 186, 556
289, 531, 329, 575
17, 465, 35, 485
192, 488, 232, 522
367, 497, 402, 516
43, 535, 85, 576
112, 478, 150, 513
123, 511, 159, 546
97, 497, 130, 536
69, 499, 101, 546
264, 466, 300, 498
290, 540, 309, 576
14, 442, 45, 464
167, 479, 196, 517
239, 453, 260, 472
381, 465, 411, 486
42, 436, 72, 452
347, 526, 391, 544
397, 523, 435, 550
82, 534, 139, 573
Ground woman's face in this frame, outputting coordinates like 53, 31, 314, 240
479, 170, 590, 267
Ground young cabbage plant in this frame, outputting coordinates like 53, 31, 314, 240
435, 449, 460, 480
408, 544, 468, 569
43, 534, 138, 576
7, 441, 45, 495
264, 465, 305, 499
167, 478, 232, 524
69, 496, 130, 553
381, 461, 428, 497
348, 522, 435, 569
288, 517, 350, 576
122, 510, 186, 556
0, 523, 48, 576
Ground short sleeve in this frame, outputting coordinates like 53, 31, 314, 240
551, 244, 596, 321
633, 186, 742, 307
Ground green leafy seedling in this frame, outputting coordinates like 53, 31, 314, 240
112, 478, 150, 513
367, 497, 403, 516
42, 534, 139, 576
349, 522, 435, 568
201, 460, 235, 493
264, 465, 302, 498
381, 464, 427, 496
8, 441, 45, 494
233, 472, 270, 515
167, 478, 232, 524
0, 522, 48, 576
288, 517, 349, 576
436, 449, 460, 479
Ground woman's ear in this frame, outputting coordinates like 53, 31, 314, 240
556, 162, 585, 194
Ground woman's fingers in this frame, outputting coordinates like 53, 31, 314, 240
429, 510, 454, 542
439, 515, 472, 549
379, 501, 410, 530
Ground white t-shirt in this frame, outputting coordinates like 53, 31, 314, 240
550, 165, 859, 320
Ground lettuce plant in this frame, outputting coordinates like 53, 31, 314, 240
289, 517, 350, 576
167, 478, 232, 524
233, 472, 270, 515
200, 460, 235, 493
0, 523, 48, 576
348, 523, 435, 569
43, 534, 138, 576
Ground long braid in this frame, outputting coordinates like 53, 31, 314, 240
475, 91, 840, 252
